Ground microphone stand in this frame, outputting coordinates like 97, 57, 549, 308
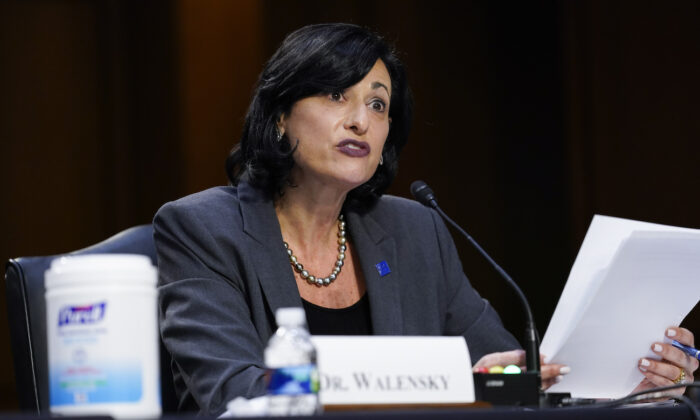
433, 205, 541, 376
411, 181, 542, 406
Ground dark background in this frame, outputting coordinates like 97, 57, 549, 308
1, 0, 699, 410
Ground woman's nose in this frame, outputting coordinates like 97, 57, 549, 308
343, 103, 369, 134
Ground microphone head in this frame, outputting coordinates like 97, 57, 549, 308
410, 180, 437, 208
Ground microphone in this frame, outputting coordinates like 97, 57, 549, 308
410, 180, 541, 399
410, 181, 437, 208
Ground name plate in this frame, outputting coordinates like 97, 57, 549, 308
310, 336, 474, 406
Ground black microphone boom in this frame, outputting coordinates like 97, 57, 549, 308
410, 180, 541, 376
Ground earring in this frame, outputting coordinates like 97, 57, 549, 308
379, 153, 384, 165
276, 129, 283, 142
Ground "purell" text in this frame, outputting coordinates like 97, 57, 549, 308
58, 302, 107, 327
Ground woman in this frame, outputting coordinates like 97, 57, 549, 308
154, 23, 696, 415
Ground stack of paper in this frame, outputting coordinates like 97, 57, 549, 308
541, 215, 700, 398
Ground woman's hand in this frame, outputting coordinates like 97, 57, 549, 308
473, 349, 571, 390
633, 327, 698, 395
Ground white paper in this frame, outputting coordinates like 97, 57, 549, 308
541, 215, 700, 398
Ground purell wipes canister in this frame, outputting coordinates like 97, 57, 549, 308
45, 254, 161, 418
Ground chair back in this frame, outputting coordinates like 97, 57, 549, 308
4, 225, 178, 413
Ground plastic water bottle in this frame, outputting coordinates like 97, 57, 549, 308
264, 307, 320, 416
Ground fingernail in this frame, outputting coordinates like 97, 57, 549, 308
653, 344, 663, 352
667, 328, 677, 337
559, 366, 571, 375
640, 358, 651, 367
555, 375, 563, 383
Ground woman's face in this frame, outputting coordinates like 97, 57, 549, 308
279, 59, 392, 193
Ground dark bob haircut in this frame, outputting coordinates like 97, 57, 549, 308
225, 23, 412, 208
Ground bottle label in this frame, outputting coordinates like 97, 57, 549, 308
49, 363, 143, 405
267, 364, 319, 395
47, 293, 158, 408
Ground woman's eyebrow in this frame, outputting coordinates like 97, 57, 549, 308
371, 81, 390, 95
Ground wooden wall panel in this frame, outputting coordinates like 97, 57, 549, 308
565, 1, 700, 236
0, 0, 184, 409
563, 0, 700, 333
176, 0, 264, 193
0, 2, 104, 408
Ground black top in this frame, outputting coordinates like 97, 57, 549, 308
302, 293, 373, 335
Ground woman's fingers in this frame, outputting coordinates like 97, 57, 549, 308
633, 327, 697, 395
638, 357, 685, 384
638, 326, 698, 385
666, 327, 695, 347
473, 349, 526, 370
638, 362, 686, 393
540, 363, 570, 381
650, 342, 699, 378
534, 353, 571, 384
541, 374, 564, 391
665, 326, 699, 375
539, 364, 570, 390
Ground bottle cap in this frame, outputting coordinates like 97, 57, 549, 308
275, 307, 306, 327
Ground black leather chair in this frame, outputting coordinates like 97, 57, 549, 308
4, 225, 178, 413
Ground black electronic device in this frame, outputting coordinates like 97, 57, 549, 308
473, 373, 541, 406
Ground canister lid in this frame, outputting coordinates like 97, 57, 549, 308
45, 254, 157, 289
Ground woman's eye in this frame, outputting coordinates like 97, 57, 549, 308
370, 99, 386, 112
330, 91, 343, 102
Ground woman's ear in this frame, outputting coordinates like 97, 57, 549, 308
277, 114, 286, 137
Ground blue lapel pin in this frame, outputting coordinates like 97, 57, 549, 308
375, 260, 391, 277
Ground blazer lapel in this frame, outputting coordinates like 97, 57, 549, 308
238, 182, 302, 313
346, 208, 403, 335
237, 182, 403, 334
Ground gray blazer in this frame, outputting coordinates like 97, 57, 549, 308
154, 182, 519, 415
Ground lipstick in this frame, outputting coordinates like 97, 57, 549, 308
337, 139, 370, 157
